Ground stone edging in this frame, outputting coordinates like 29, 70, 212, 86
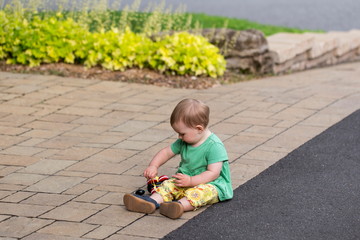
202, 29, 360, 75
268, 30, 360, 74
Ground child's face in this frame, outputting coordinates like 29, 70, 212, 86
172, 121, 205, 146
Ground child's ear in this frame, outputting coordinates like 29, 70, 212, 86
195, 125, 204, 132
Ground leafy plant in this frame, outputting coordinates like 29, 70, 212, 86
0, 9, 226, 77
84, 27, 155, 71
151, 32, 226, 77
1, 11, 91, 67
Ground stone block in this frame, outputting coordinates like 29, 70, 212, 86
305, 51, 337, 69
326, 31, 360, 56
304, 33, 338, 58
269, 42, 298, 63
268, 33, 315, 63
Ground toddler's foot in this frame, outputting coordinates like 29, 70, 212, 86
123, 193, 159, 214
160, 201, 184, 219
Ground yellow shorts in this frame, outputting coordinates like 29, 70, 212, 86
154, 179, 219, 209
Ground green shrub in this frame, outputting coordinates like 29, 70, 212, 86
83, 27, 155, 71
0, 10, 226, 78
0, 12, 90, 66
151, 32, 226, 77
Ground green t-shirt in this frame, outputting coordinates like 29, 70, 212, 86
171, 133, 233, 201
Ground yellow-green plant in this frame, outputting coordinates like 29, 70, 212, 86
0, 1, 227, 78
1, 12, 90, 66
84, 27, 155, 71
151, 32, 226, 77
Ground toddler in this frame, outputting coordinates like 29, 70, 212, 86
123, 98, 233, 219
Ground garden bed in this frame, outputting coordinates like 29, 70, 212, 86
0, 61, 256, 89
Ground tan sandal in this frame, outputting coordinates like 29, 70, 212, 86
123, 193, 157, 214
160, 201, 184, 219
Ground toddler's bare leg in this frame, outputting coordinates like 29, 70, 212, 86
179, 197, 195, 211
150, 192, 164, 204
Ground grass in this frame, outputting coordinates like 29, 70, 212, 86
187, 13, 324, 36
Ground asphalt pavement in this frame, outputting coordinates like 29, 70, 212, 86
163, 109, 360, 240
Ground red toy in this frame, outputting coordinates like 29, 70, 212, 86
147, 175, 169, 194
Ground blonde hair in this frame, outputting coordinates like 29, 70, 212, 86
170, 99, 210, 128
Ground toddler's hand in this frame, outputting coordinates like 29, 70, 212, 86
173, 173, 192, 187
144, 166, 158, 179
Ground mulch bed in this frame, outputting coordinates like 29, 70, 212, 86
0, 61, 258, 89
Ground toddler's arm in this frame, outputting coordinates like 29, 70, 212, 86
173, 161, 223, 187
144, 146, 175, 179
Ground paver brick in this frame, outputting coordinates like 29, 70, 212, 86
67, 160, 133, 174
0, 173, 46, 186
0, 126, 30, 135
120, 215, 187, 238
50, 147, 102, 161
1, 191, 35, 203
19, 159, 76, 175
128, 128, 174, 142
85, 205, 143, 227
107, 234, 154, 240
0, 114, 36, 127
1, 146, 45, 156
72, 125, 111, 134
38, 221, 98, 237
0, 104, 38, 115
56, 170, 97, 178
93, 192, 123, 205
57, 106, 110, 117
0, 135, 29, 149
24, 121, 79, 131
71, 116, 123, 126
36, 136, 86, 149
22, 193, 75, 206
74, 190, 107, 202
26, 176, 85, 193
62, 183, 96, 195
0, 202, 53, 217
0, 154, 40, 166
0, 183, 25, 191
111, 120, 158, 133
18, 138, 46, 147
40, 113, 80, 123
40, 202, 106, 222
83, 225, 121, 239
0, 190, 14, 199
22, 232, 87, 240
112, 140, 156, 151
85, 148, 138, 163
85, 174, 144, 190
0, 216, 53, 238
21, 129, 62, 139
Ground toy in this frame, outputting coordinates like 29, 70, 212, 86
147, 175, 169, 194
135, 189, 145, 196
